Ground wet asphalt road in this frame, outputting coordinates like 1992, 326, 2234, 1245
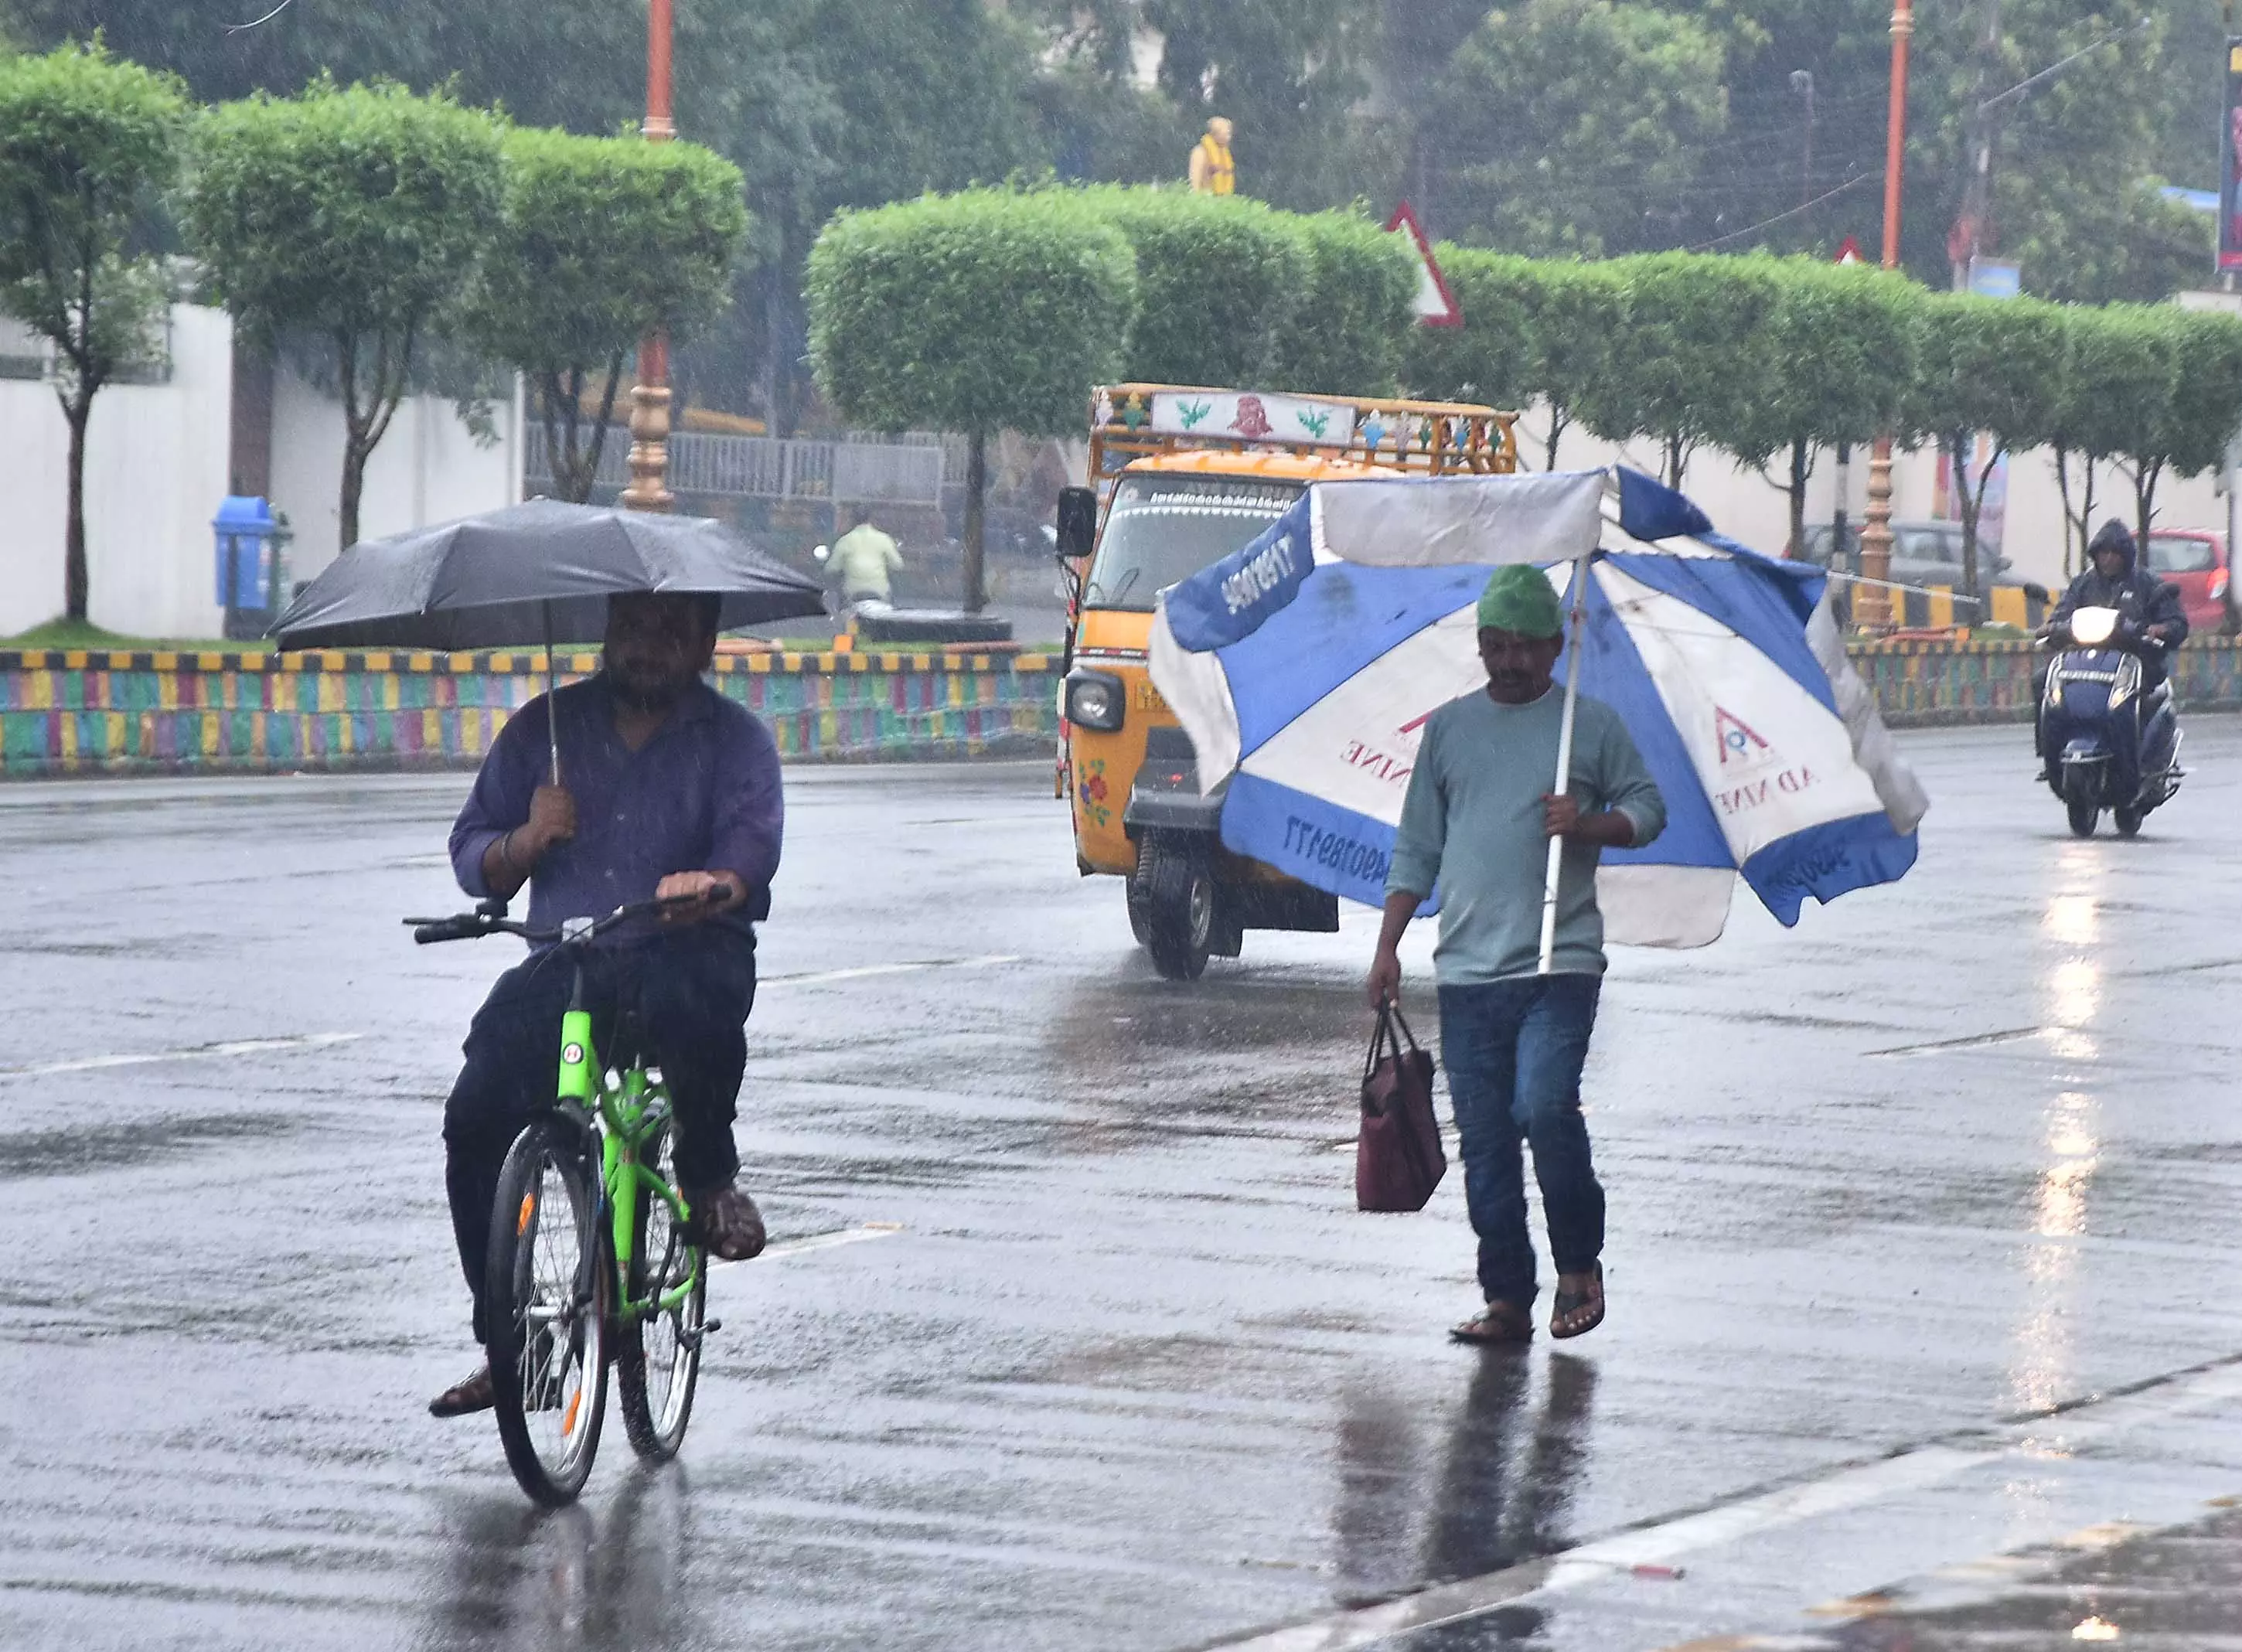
6, 721, 2242, 1652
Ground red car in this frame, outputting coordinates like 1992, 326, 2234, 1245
2145, 530, 2236, 635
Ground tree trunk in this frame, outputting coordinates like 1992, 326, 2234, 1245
1787, 438, 1810, 557
963, 429, 987, 613
1543, 406, 1567, 471
62, 390, 92, 623
1950, 434, 1981, 612
2053, 443, 2076, 578
339, 432, 366, 554
1664, 434, 1686, 491
2133, 459, 2162, 567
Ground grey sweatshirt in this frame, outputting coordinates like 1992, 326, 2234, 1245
1386, 686, 1665, 983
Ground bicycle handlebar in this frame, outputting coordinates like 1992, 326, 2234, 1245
403, 887, 727, 947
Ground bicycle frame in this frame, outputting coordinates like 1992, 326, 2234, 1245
556, 984, 704, 1329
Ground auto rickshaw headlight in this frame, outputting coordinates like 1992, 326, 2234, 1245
1065, 669, 1126, 732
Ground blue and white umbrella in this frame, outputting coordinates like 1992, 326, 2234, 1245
1147, 468, 1927, 961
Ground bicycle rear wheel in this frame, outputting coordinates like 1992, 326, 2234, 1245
486, 1118, 610, 1505
617, 1125, 706, 1462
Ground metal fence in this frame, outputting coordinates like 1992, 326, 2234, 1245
524, 424, 947, 506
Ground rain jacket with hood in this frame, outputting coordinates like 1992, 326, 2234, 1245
2053, 520, 2188, 685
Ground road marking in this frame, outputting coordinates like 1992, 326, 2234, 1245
0, 1031, 363, 1079
762, 955, 1020, 988
1192, 1357, 2242, 1652
731, 1222, 904, 1265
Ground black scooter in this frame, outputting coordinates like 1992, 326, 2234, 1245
2036, 605, 2182, 839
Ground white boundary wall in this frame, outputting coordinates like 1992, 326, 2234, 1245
0, 303, 235, 637
270, 366, 523, 587
0, 304, 523, 638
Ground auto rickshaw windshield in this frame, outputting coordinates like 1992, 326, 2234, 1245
1082, 476, 1302, 611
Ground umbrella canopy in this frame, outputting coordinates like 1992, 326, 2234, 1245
271, 498, 827, 651
1148, 468, 1928, 949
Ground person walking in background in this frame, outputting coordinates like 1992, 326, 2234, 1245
828, 509, 905, 613
1365, 565, 1664, 1347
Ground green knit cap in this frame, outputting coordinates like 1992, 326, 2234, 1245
1476, 564, 1562, 638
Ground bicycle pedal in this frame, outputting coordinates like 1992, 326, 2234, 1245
680, 1318, 722, 1351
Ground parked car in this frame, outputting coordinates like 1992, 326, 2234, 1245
1797, 519, 2045, 622
2143, 528, 2236, 635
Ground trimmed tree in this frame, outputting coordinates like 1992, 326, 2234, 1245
466, 127, 748, 503
1583, 253, 1782, 488
2046, 305, 2177, 577
2127, 308, 2242, 562
1075, 185, 1307, 387
1899, 293, 2069, 606
1716, 261, 1924, 557
1400, 245, 1541, 410
1264, 210, 1418, 397
182, 80, 503, 552
0, 43, 189, 625
807, 189, 1138, 611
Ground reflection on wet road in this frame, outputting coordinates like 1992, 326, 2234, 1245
5, 721, 2242, 1651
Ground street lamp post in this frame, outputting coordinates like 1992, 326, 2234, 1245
1855, 0, 1913, 630
619, 0, 676, 513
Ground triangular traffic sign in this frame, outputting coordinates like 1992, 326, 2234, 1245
1834, 235, 1865, 265
1385, 201, 1463, 327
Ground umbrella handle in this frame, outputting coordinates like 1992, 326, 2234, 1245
1538, 560, 1591, 976
543, 601, 562, 788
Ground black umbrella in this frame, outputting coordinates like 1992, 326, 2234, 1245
273, 498, 828, 780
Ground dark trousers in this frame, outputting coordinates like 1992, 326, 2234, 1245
444, 925, 758, 1339
1437, 976, 1605, 1307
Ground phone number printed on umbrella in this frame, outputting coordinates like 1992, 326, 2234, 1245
1283, 816, 1391, 883
1222, 532, 1299, 615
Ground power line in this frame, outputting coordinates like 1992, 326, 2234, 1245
1685, 172, 1883, 250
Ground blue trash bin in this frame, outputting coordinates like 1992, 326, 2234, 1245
213, 496, 281, 641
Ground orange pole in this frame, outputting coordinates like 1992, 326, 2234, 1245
621, 0, 677, 511
1879, 0, 1912, 270
1857, 0, 1913, 630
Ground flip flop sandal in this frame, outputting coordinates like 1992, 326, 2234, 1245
1450, 1302, 1535, 1345
1551, 1262, 1605, 1340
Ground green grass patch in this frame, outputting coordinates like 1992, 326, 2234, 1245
5, 617, 267, 651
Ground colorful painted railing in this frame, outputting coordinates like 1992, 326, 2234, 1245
1849, 635, 2242, 727
0, 646, 1058, 776
6, 635, 2242, 775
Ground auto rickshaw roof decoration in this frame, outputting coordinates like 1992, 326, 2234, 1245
1089, 383, 1518, 498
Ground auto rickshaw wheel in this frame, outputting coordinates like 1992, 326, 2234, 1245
1139, 830, 1215, 981
1125, 874, 1152, 947
2065, 797, 2098, 839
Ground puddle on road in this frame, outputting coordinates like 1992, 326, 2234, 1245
0, 1111, 298, 1180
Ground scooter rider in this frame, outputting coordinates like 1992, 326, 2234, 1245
2047, 519, 2189, 686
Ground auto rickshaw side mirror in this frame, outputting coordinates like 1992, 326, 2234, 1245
1055, 485, 1098, 562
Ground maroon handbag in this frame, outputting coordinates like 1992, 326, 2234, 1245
1357, 1002, 1446, 1212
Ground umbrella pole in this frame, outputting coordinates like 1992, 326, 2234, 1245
543, 601, 561, 787
1538, 558, 1592, 976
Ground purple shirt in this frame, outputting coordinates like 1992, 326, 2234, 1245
450, 673, 783, 943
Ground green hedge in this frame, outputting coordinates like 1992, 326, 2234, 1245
1071, 184, 1310, 388
1265, 209, 1419, 396
806, 187, 1136, 438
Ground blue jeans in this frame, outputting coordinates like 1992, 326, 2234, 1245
1437, 976, 1605, 1307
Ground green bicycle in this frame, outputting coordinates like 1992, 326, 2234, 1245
408, 891, 723, 1505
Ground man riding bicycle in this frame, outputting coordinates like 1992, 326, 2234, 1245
429, 590, 777, 1419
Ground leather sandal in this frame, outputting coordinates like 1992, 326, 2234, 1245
688, 1182, 768, 1262
428, 1363, 495, 1418
1450, 1301, 1535, 1345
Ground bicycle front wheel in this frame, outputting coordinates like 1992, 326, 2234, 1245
486, 1118, 610, 1505
617, 1126, 705, 1462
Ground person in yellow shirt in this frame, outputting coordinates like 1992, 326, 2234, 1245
826, 510, 905, 611
1188, 117, 1235, 195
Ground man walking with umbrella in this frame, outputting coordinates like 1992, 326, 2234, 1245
1365, 565, 1664, 1347
427, 591, 781, 1418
